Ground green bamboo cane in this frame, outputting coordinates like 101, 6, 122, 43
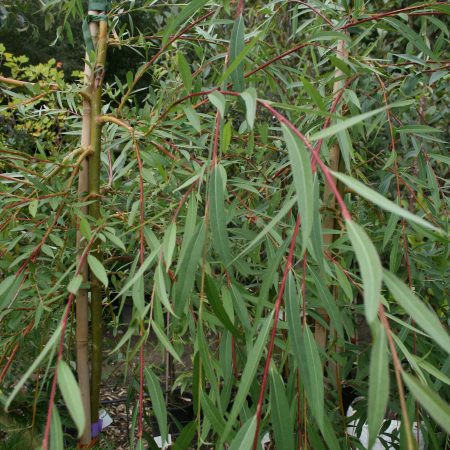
75, 9, 99, 444
88, 16, 108, 426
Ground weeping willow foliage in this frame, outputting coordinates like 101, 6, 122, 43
0, 1, 449, 449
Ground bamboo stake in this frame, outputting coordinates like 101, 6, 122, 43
88, 16, 108, 427
75, 10, 99, 445
315, 39, 348, 348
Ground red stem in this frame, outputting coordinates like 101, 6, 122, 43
291, 1, 333, 26
311, 76, 356, 172
42, 235, 97, 450
257, 99, 352, 221
338, 2, 447, 30
252, 214, 301, 450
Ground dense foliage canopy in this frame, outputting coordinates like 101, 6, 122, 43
0, 1, 449, 449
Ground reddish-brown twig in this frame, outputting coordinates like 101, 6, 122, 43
253, 214, 301, 450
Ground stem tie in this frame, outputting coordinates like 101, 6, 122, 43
83, 1, 110, 52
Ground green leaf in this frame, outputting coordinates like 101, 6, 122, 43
152, 320, 183, 364
333, 171, 437, 231
282, 124, 313, 252
368, 324, 390, 449
301, 76, 325, 111
67, 275, 83, 295
270, 366, 295, 450
233, 195, 296, 262
240, 87, 257, 129
384, 18, 437, 60
87, 254, 108, 287
177, 51, 192, 92
228, 415, 257, 450
397, 125, 442, 135
183, 104, 201, 133
201, 394, 226, 435
172, 421, 196, 450
309, 101, 413, 141
221, 315, 272, 443
162, 0, 210, 46
132, 274, 145, 318
221, 120, 232, 153
346, 220, 382, 324
402, 372, 450, 434
383, 270, 450, 353
0, 273, 25, 312
309, 270, 344, 339
208, 91, 226, 117
57, 360, 86, 438
0, 275, 16, 298
50, 407, 64, 450
299, 324, 324, 431
145, 367, 168, 444
204, 274, 241, 338
29, 199, 38, 217
103, 231, 126, 251
163, 222, 177, 269
6, 323, 62, 410
116, 247, 159, 298
79, 217, 91, 240
155, 264, 175, 315
174, 222, 205, 316
209, 165, 232, 266
228, 14, 245, 92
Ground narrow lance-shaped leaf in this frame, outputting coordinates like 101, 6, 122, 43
285, 273, 324, 429
282, 124, 314, 252
183, 104, 201, 133
132, 274, 145, 319
346, 219, 382, 325
402, 372, 450, 434
116, 247, 159, 298
87, 254, 108, 287
270, 366, 295, 450
299, 324, 325, 431
384, 18, 437, 60
228, 14, 245, 92
368, 324, 390, 449
233, 195, 296, 262
383, 270, 450, 354
50, 407, 64, 450
57, 361, 86, 438
155, 263, 175, 316
177, 51, 192, 92
209, 165, 232, 266
240, 87, 257, 130
152, 320, 183, 364
174, 222, 206, 316
6, 323, 62, 410
333, 171, 437, 231
204, 274, 241, 338
163, 222, 177, 269
145, 367, 168, 444
221, 314, 273, 444
208, 91, 226, 117
162, 0, 210, 46
309, 100, 413, 141
201, 394, 226, 435
67, 275, 83, 295
228, 415, 257, 450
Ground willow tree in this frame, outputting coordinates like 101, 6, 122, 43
1, 1, 449, 449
